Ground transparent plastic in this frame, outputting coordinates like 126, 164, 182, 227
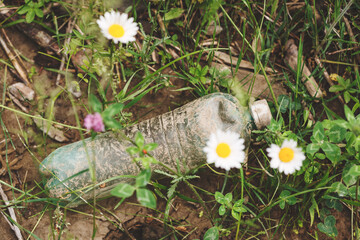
39, 92, 271, 206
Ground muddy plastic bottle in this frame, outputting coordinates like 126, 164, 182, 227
39, 92, 271, 207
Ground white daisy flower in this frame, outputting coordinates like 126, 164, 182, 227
266, 139, 305, 175
203, 130, 246, 171
97, 11, 138, 44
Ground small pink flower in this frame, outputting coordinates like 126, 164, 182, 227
84, 112, 105, 132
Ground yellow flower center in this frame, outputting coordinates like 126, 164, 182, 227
216, 143, 231, 158
108, 24, 125, 38
279, 147, 294, 163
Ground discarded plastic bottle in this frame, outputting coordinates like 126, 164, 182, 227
39, 92, 271, 207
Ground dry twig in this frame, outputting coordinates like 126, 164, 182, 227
0, 2, 60, 54
0, 184, 23, 240
344, 16, 360, 72
56, 18, 76, 85
0, 140, 23, 176
0, 29, 31, 86
212, 62, 286, 101
32, 114, 69, 142
284, 39, 323, 99
213, 51, 275, 73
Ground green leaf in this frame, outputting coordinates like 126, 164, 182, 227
17, 5, 31, 15
103, 103, 124, 117
344, 105, 355, 121
214, 192, 225, 204
344, 91, 351, 103
279, 199, 285, 209
35, 8, 43, 18
167, 181, 178, 198
279, 190, 297, 209
315, 153, 326, 159
201, 65, 209, 76
278, 95, 290, 113
136, 169, 151, 188
26, 9, 36, 23
135, 131, 144, 148
336, 75, 346, 86
134, 156, 158, 168
329, 84, 346, 92
88, 94, 102, 113
330, 182, 348, 197
350, 119, 360, 137
103, 117, 122, 129
203, 227, 219, 240
164, 8, 184, 21
317, 216, 338, 237
144, 143, 158, 152
231, 199, 246, 220
136, 188, 156, 208
267, 118, 283, 132
325, 198, 343, 211
126, 146, 139, 155
333, 119, 351, 129
309, 198, 319, 226
306, 143, 320, 156
215, 192, 232, 205
348, 186, 360, 199
343, 165, 360, 187
304, 166, 319, 183
111, 183, 135, 198
355, 137, 360, 151
231, 207, 246, 220
311, 122, 325, 143
326, 125, 346, 143
218, 205, 226, 216
224, 192, 233, 204
321, 142, 341, 164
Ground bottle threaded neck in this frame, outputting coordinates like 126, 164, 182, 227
250, 99, 272, 129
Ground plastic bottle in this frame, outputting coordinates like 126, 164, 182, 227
39, 92, 271, 206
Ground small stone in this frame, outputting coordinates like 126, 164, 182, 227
206, 20, 223, 36
8, 82, 35, 101
67, 81, 82, 98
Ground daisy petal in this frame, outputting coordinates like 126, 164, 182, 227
97, 11, 138, 44
203, 129, 246, 171
267, 139, 305, 175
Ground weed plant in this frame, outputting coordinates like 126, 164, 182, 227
0, 0, 359, 239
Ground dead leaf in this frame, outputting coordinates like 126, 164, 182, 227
8, 83, 35, 101
212, 62, 287, 100
284, 39, 323, 99
33, 115, 69, 142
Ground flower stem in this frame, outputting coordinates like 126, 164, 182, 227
221, 170, 229, 194
235, 167, 245, 240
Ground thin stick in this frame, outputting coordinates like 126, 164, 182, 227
326, 47, 358, 56
0, 184, 23, 240
0, 29, 31, 86
7, 93, 29, 113
344, 16, 360, 72
285, 39, 323, 99
213, 51, 275, 73
0, 2, 60, 54
56, 18, 76, 85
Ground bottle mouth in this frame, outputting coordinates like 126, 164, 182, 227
249, 99, 272, 129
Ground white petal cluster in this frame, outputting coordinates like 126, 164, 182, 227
97, 11, 138, 44
203, 130, 246, 171
267, 139, 305, 175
